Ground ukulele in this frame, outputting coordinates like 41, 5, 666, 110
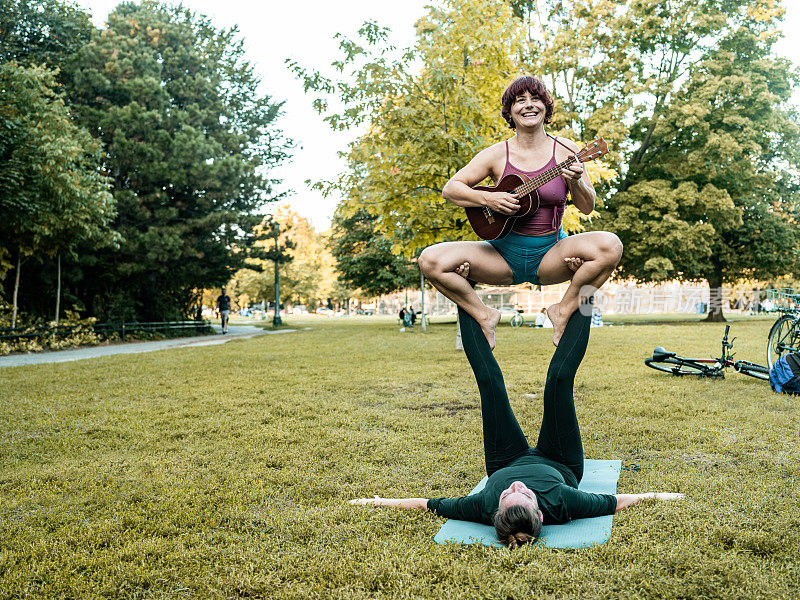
466, 137, 609, 240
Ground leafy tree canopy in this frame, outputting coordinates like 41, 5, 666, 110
588, 3, 800, 318
0, 61, 116, 274
330, 208, 419, 297
291, 0, 622, 258
296, 0, 799, 320
62, 1, 292, 320
234, 207, 340, 309
0, 0, 93, 72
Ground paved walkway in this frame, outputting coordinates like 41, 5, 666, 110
0, 325, 302, 368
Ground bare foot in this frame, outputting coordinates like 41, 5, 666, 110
546, 303, 570, 347
478, 307, 501, 350
454, 262, 470, 278
564, 257, 584, 273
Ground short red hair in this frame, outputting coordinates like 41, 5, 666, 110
501, 76, 554, 129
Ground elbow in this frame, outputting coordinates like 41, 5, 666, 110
442, 179, 455, 202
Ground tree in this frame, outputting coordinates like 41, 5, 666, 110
0, 62, 115, 327
63, 1, 291, 320
591, 2, 800, 319
0, 0, 111, 325
330, 209, 419, 297
235, 208, 343, 313
292, 0, 615, 260
0, 0, 93, 73
290, 2, 520, 258
297, 0, 799, 322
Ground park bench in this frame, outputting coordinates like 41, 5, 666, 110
0, 320, 212, 343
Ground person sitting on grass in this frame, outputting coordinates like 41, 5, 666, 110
351, 303, 683, 548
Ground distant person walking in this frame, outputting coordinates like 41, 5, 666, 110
217, 288, 231, 334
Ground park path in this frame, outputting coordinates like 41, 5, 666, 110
0, 324, 301, 368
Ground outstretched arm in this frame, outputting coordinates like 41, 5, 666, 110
614, 492, 684, 514
349, 496, 429, 510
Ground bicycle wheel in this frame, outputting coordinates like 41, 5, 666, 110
767, 315, 800, 368
733, 361, 770, 381
510, 313, 524, 328
645, 358, 717, 377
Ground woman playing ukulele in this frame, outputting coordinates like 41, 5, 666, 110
418, 76, 622, 349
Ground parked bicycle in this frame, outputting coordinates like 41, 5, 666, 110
645, 325, 769, 380
765, 288, 800, 368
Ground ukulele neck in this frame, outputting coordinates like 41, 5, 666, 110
514, 155, 578, 196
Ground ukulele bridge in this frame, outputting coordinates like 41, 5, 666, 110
482, 207, 495, 223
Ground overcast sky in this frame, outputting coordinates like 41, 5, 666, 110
76, 0, 800, 232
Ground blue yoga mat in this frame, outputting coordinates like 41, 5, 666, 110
433, 459, 621, 549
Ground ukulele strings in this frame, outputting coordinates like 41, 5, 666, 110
513, 155, 580, 197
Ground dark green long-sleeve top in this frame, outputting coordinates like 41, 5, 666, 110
427, 452, 617, 525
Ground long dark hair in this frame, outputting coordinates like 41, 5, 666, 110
500, 76, 554, 129
493, 504, 542, 548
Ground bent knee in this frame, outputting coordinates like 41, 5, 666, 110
599, 233, 623, 265
418, 247, 441, 276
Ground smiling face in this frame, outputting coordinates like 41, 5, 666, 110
498, 480, 543, 520
509, 91, 546, 130
500, 76, 554, 130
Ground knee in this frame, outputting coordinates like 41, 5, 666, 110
417, 247, 440, 277
549, 370, 574, 390
599, 233, 623, 266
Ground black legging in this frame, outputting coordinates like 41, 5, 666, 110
458, 303, 592, 482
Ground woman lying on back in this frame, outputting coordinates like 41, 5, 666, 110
351, 305, 682, 547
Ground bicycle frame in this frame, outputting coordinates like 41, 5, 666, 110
646, 326, 770, 380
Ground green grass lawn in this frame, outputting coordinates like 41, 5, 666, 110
1, 318, 798, 599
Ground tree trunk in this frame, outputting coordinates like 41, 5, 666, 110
704, 269, 726, 322
55, 252, 62, 325
11, 252, 21, 329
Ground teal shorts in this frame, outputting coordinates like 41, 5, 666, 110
488, 228, 565, 285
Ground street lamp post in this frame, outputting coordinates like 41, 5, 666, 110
420, 268, 426, 332
273, 227, 282, 327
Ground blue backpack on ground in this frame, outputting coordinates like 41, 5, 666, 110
769, 353, 800, 394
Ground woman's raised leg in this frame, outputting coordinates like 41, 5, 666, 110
458, 306, 529, 475
418, 241, 513, 349
534, 302, 593, 483
536, 231, 623, 346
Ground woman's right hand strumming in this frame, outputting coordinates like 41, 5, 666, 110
482, 191, 520, 215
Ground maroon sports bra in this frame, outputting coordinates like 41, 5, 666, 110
500, 138, 568, 236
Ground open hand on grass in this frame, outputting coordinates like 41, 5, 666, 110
650, 492, 684, 501
349, 496, 429, 510
349, 495, 382, 505
615, 492, 684, 513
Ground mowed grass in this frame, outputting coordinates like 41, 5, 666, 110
1, 319, 798, 599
